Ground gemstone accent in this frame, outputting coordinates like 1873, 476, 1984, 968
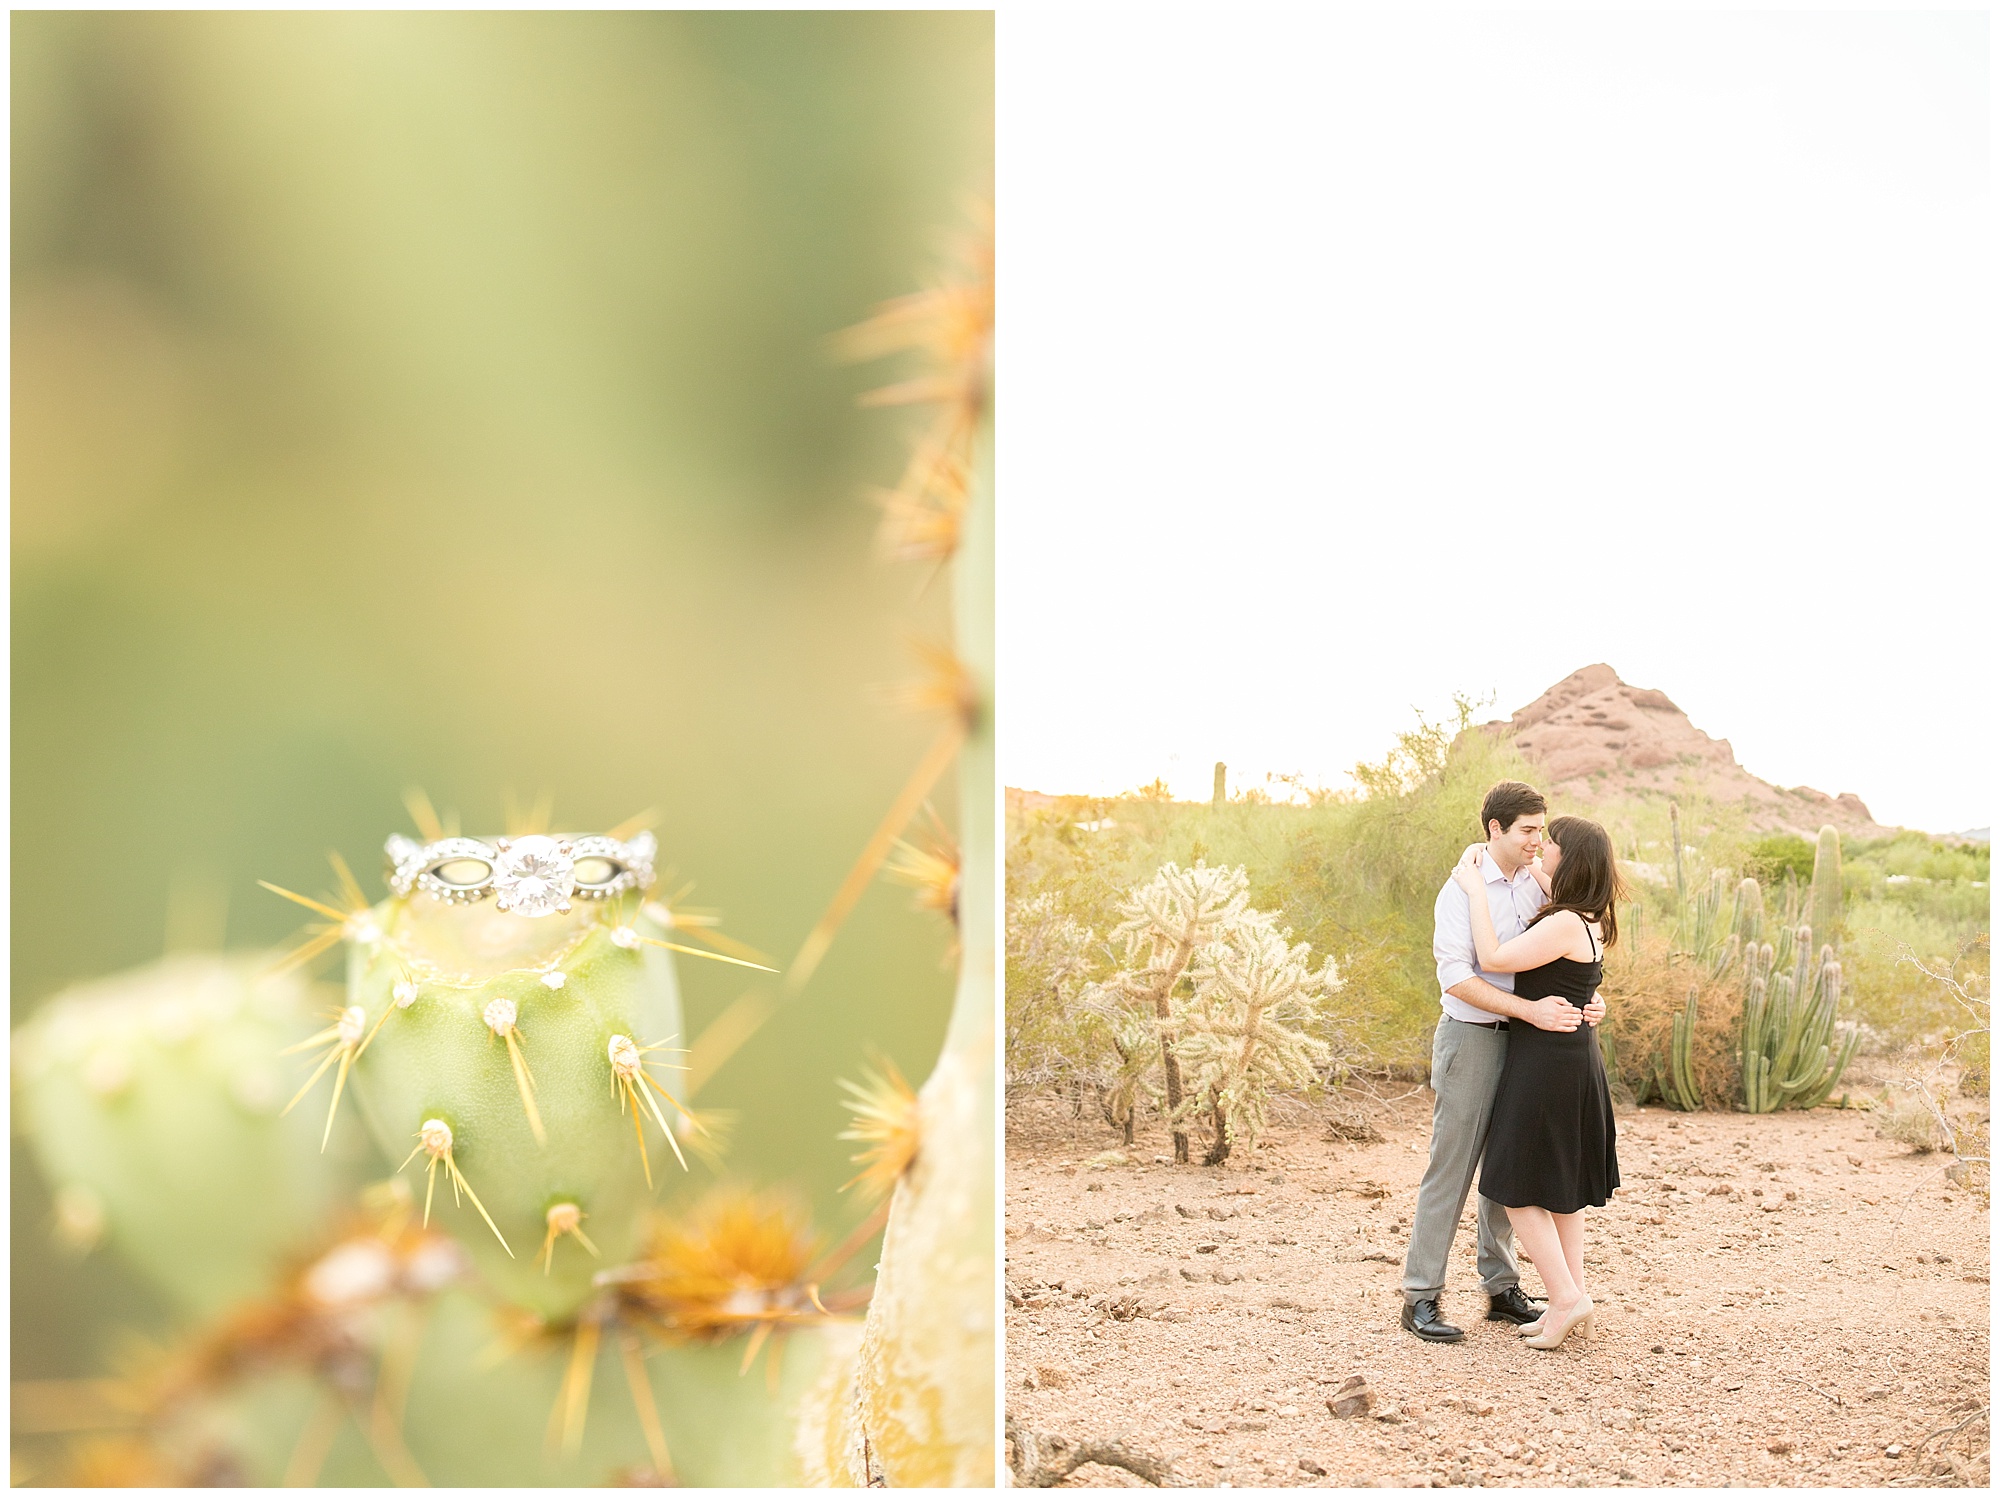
491, 836, 575, 918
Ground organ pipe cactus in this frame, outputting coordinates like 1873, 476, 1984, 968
1664, 983, 1703, 1112
1739, 925, 1857, 1112
1810, 824, 1845, 952
1731, 876, 1765, 946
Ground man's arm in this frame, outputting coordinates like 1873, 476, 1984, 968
1433, 881, 1478, 993
1447, 975, 1585, 1032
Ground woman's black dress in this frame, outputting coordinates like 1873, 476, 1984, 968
1479, 928, 1620, 1214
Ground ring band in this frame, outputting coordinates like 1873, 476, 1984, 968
385, 831, 657, 918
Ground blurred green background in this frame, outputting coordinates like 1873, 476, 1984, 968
12, 10, 991, 1380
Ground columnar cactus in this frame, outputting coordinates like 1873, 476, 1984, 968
1731, 876, 1765, 946
1810, 824, 1844, 952
1665, 983, 1702, 1111
788, 204, 994, 1486
1739, 926, 1856, 1112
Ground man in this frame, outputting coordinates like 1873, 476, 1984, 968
1399, 780, 1605, 1343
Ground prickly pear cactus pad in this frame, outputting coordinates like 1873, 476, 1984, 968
13, 956, 369, 1318
340, 889, 687, 1322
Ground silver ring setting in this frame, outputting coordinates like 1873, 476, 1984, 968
385, 831, 657, 918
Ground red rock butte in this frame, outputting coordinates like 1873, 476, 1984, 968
1483, 664, 1892, 837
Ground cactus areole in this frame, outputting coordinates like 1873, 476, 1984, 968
338, 869, 686, 1322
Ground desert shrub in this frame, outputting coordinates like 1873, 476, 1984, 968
1744, 833, 1818, 886
1271, 699, 1542, 1067
1598, 933, 1747, 1107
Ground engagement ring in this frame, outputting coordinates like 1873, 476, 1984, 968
385, 832, 657, 917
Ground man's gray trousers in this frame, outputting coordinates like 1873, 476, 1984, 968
1401, 1016, 1520, 1305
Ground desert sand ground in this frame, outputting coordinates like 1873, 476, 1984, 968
1005, 1090, 1988, 1488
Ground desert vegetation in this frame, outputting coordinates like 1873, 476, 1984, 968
1007, 698, 1989, 1180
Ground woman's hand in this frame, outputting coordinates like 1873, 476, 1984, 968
1450, 848, 1485, 894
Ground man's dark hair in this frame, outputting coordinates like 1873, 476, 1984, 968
1480, 780, 1546, 838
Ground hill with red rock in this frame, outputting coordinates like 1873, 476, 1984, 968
1485, 664, 1893, 837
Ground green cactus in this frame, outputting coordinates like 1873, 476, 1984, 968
1666, 984, 1702, 1111
12, 955, 369, 1317
1669, 801, 1687, 933
1731, 876, 1764, 945
337, 891, 689, 1323
1738, 924, 1856, 1112
1810, 824, 1844, 952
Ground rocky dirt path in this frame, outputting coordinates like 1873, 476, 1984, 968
1005, 1093, 1988, 1488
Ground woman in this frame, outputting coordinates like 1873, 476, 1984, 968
1450, 814, 1624, 1350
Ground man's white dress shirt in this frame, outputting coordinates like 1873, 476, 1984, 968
1433, 855, 1548, 1024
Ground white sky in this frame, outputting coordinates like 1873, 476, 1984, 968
999, 10, 1990, 833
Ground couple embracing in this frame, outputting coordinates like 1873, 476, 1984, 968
1399, 780, 1624, 1351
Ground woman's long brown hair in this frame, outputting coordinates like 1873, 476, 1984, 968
1528, 815, 1626, 950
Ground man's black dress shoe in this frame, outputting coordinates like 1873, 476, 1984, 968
1485, 1286, 1546, 1324
1400, 1298, 1464, 1343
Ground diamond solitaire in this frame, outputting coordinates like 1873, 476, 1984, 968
492, 837, 575, 917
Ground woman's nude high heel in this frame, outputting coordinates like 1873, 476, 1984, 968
1523, 1293, 1594, 1349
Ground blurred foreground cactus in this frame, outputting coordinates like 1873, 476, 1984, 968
12, 210, 995, 1486
14, 957, 370, 1318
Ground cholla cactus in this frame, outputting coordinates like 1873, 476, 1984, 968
1174, 923, 1338, 1163
1094, 862, 1264, 1163
1002, 891, 1103, 1094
